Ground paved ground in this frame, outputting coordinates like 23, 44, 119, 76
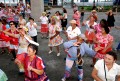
0, 8, 120, 81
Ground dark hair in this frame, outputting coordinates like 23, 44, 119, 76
106, 51, 117, 60
29, 17, 34, 21
74, 10, 77, 13
100, 19, 110, 34
28, 43, 38, 54
55, 11, 61, 15
100, 19, 108, 28
19, 14, 23, 17
2, 19, 7, 25
63, 8, 67, 13
9, 21, 16, 25
0, 19, 2, 23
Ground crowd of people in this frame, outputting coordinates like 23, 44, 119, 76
0, 2, 120, 81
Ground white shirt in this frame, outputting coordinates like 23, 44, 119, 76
40, 16, 48, 24
94, 59, 120, 81
66, 26, 81, 39
26, 22, 37, 36
86, 21, 97, 30
18, 19, 26, 25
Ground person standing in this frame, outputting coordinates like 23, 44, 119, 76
3, 21, 19, 61
48, 16, 63, 56
105, 9, 117, 28
65, 20, 81, 41
26, 17, 38, 42
80, 7, 85, 23
61, 8, 68, 31
39, 12, 49, 38
73, 10, 81, 28
15, 44, 49, 81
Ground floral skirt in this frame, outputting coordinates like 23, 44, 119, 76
0, 40, 10, 48
48, 35, 63, 46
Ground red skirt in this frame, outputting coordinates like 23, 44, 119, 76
40, 24, 48, 33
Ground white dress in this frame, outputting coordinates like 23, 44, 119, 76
17, 36, 29, 54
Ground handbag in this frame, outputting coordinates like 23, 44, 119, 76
104, 61, 107, 81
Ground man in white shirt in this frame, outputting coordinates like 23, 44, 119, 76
65, 20, 81, 40
26, 18, 38, 42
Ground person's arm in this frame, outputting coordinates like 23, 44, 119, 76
91, 68, 103, 81
102, 41, 113, 53
33, 23, 37, 28
3, 29, 19, 38
28, 66, 44, 75
82, 20, 86, 26
50, 31, 60, 40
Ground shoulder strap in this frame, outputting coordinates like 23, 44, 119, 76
104, 61, 107, 81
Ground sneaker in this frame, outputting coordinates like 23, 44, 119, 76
48, 50, 53, 54
57, 53, 60, 56
61, 77, 66, 81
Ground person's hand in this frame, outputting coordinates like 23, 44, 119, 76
28, 66, 33, 71
67, 37, 71, 40
73, 42, 80, 46
95, 46, 102, 51
14, 59, 20, 64
21, 31, 25, 36
101, 49, 106, 53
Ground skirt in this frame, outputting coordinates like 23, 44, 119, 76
48, 35, 63, 46
40, 24, 48, 33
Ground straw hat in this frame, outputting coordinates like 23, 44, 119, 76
91, 10, 97, 13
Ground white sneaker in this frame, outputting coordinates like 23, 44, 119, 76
48, 50, 53, 54
57, 53, 60, 56
61, 77, 66, 81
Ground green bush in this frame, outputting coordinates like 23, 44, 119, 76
78, 6, 113, 12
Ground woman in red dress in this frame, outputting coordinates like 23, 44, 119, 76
91, 19, 113, 66
3, 21, 19, 60
15, 44, 49, 81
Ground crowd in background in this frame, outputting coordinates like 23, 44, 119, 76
0, 2, 120, 81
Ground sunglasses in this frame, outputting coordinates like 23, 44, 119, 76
10, 24, 14, 26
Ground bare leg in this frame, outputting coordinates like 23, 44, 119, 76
56, 46, 59, 53
49, 46, 53, 54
